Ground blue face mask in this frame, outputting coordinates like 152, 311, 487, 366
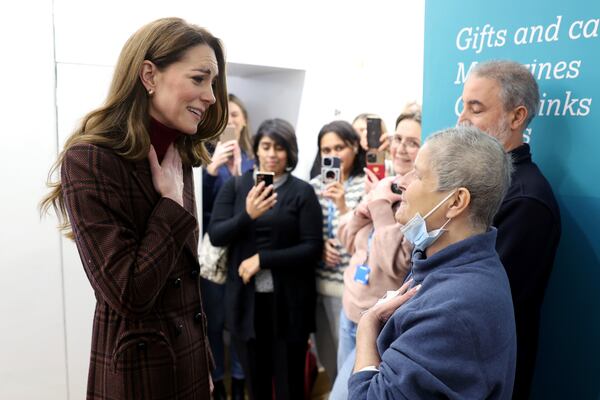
401, 190, 456, 251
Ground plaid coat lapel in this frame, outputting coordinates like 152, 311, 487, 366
130, 159, 160, 206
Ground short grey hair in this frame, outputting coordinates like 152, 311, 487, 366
425, 125, 513, 230
471, 60, 540, 127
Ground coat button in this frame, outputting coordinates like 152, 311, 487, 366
194, 312, 203, 323
190, 268, 199, 279
137, 341, 147, 351
173, 277, 182, 287
175, 322, 184, 336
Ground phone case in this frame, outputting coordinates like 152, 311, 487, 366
220, 126, 236, 142
366, 150, 386, 180
367, 118, 382, 149
255, 172, 274, 186
366, 163, 386, 180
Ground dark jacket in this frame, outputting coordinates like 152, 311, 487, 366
348, 229, 516, 400
62, 143, 211, 400
494, 144, 561, 399
208, 170, 323, 341
201, 150, 254, 234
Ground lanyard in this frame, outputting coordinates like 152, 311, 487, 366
354, 228, 375, 285
327, 200, 336, 239
364, 228, 375, 265
325, 176, 355, 239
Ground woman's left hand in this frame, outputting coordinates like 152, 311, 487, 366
360, 131, 390, 153
369, 176, 403, 205
239, 254, 260, 284
377, 133, 390, 153
323, 181, 348, 215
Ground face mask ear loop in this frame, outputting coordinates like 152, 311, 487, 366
423, 189, 458, 220
438, 217, 452, 231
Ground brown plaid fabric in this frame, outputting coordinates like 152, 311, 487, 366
62, 143, 212, 400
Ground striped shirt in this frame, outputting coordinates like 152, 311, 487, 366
310, 174, 365, 297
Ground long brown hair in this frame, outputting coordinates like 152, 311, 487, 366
40, 17, 228, 237
228, 93, 253, 158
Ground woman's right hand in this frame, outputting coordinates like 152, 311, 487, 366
245, 181, 277, 220
148, 144, 184, 207
355, 195, 372, 219
323, 238, 342, 267
206, 140, 237, 176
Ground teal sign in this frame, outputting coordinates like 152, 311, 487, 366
423, 1, 600, 398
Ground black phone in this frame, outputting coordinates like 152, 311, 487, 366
255, 171, 274, 187
366, 117, 382, 149
321, 156, 341, 185
391, 182, 402, 195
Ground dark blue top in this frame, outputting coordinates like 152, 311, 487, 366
202, 151, 254, 234
348, 228, 516, 400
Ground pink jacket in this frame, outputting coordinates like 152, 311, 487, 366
339, 199, 413, 323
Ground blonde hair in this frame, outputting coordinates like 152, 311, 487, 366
41, 17, 228, 237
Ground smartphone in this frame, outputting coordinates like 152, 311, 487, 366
366, 150, 386, 180
255, 171, 274, 187
321, 156, 341, 185
220, 126, 236, 143
366, 117, 382, 149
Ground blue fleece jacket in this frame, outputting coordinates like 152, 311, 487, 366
348, 228, 516, 400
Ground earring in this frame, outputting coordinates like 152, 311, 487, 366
148, 88, 154, 96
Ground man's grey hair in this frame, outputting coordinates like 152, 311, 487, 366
471, 60, 540, 127
426, 125, 513, 231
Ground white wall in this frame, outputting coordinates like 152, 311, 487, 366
0, 0, 424, 398
0, 1, 68, 399
227, 64, 306, 136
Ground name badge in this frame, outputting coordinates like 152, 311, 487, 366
354, 264, 370, 285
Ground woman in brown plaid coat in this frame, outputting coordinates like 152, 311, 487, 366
41, 18, 229, 399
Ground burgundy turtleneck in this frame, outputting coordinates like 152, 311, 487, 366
149, 117, 182, 163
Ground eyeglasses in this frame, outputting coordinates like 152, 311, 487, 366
391, 135, 420, 150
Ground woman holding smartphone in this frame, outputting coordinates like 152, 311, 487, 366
208, 118, 323, 400
201, 93, 254, 400
308, 120, 366, 383
202, 93, 254, 231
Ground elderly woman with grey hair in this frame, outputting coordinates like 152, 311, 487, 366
348, 125, 517, 400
